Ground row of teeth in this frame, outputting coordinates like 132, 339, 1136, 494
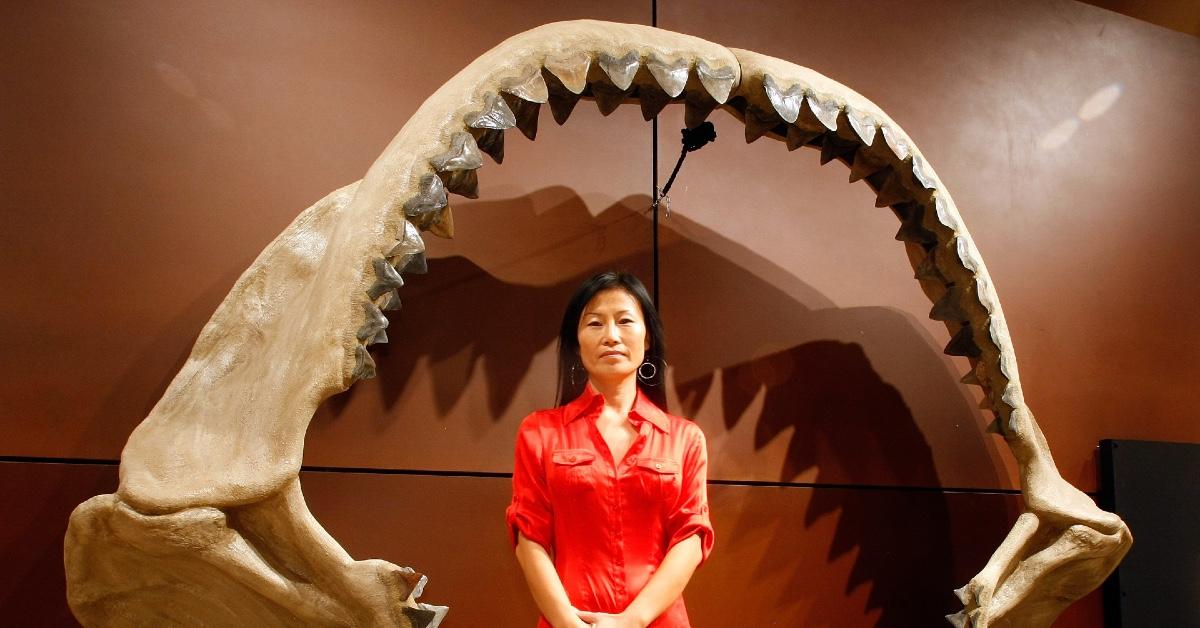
351, 41, 1025, 436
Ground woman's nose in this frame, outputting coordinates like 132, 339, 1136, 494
601, 322, 620, 343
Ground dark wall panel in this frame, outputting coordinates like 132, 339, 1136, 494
0, 462, 117, 627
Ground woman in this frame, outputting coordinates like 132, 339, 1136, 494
506, 272, 714, 628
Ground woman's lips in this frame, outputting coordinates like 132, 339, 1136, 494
600, 351, 624, 358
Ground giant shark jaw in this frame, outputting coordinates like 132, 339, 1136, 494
64, 20, 1130, 628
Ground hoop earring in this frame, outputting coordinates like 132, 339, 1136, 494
569, 362, 580, 387
637, 360, 658, 384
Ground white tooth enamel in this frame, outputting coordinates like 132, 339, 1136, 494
695, 58, 735, 103
881, 124, 911, 161
431, 132, 483, 171
806, 93, 839, 131
466, 93, 516, 130
955, 234, 981, 274
403, 175, 448, 218
389, 220, 426, 258
912, 154, 937, 189
647, 55, 690, 97
357, 301, 388, 341
934, 194, 963, 232
847, 107, 877, 145
598, 51, 639, 90
544, 51, 590, 94
975, 271, 998, 313
502, 67, 549, 103
763, 74, 802, 123
1001, 379, 1024, 409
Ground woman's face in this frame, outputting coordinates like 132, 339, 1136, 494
577, 288, 649, 383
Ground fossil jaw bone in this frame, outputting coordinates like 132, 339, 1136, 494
66, 20, 1128, 628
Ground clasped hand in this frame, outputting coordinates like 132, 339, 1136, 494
571, 607, 646, 628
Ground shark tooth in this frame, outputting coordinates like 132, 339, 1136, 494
955, 234, 981, 274
894, 202, 939, 246
369, 328, 388, 345
933, 194, 963, 232
388, 220, 426, 258
881, 124, 912, 161
403, 175, 447, 219
379, 291, 402, 311
647, 55, 690, 97
819, 132, 859, 165
357, 302, 388, 342
469, 127, 504, 164
929, 283, 969, 322
945, 610, 967, 628
591, 83, 627, 116
547, 88, 581, 125
912, 154, 937, 189
439, 169, 478, 199
427, 204, 454, 238
846, 107, 877, 145
501, 67, 549, 103
944, 324, 982, 358
353, 344, 376, 380
502, 93, 540, 140
408, 571, 428, 599
763, 74, 802, 123
639, 88, 671, 120
684, 97, 718, 128
403, 603, 448, 628
805, 93, 840, 131
743, 105, 782, 143
915, 247, 948, 283
953, 584, 970, 605
1000, 382, 1023, 411
786, 125, 822, 151
598, 51, 639, 90
974, 272, 999, 314
872, 168, 913, 207
392, 567, 425, 599
695, 58, 735, 103
367, 258, 404, 299
848, 147, 890, 182
396, 250, 428, 275
431, 132, 483, 172
960, 362, 983, 386
544, 51, 590, 94
464, 93, 515, 130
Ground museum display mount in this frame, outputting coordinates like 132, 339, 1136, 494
63, 20, 1131, 628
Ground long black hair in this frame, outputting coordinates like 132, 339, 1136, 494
555, 271, 668, 409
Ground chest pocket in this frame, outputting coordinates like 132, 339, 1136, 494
550, 449, 596, 495
633, 457, 681, 504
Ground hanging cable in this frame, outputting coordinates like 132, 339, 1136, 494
650, 121, 717, 309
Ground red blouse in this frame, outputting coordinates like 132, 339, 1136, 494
506, 384, 714, 628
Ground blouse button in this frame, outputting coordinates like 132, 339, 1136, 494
654, 462, 662, 470
568, 455, 577, 463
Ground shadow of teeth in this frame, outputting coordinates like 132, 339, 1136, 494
61, 21, 1130, 628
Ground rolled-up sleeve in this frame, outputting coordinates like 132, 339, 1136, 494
666, 424, 714, 564
506, 417, 554, 551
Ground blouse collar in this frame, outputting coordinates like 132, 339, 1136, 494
562, 381, 669, 433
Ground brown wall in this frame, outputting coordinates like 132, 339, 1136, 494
2, 0, 1197, 626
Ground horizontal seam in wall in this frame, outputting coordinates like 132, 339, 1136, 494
0, 455, 1094, 496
